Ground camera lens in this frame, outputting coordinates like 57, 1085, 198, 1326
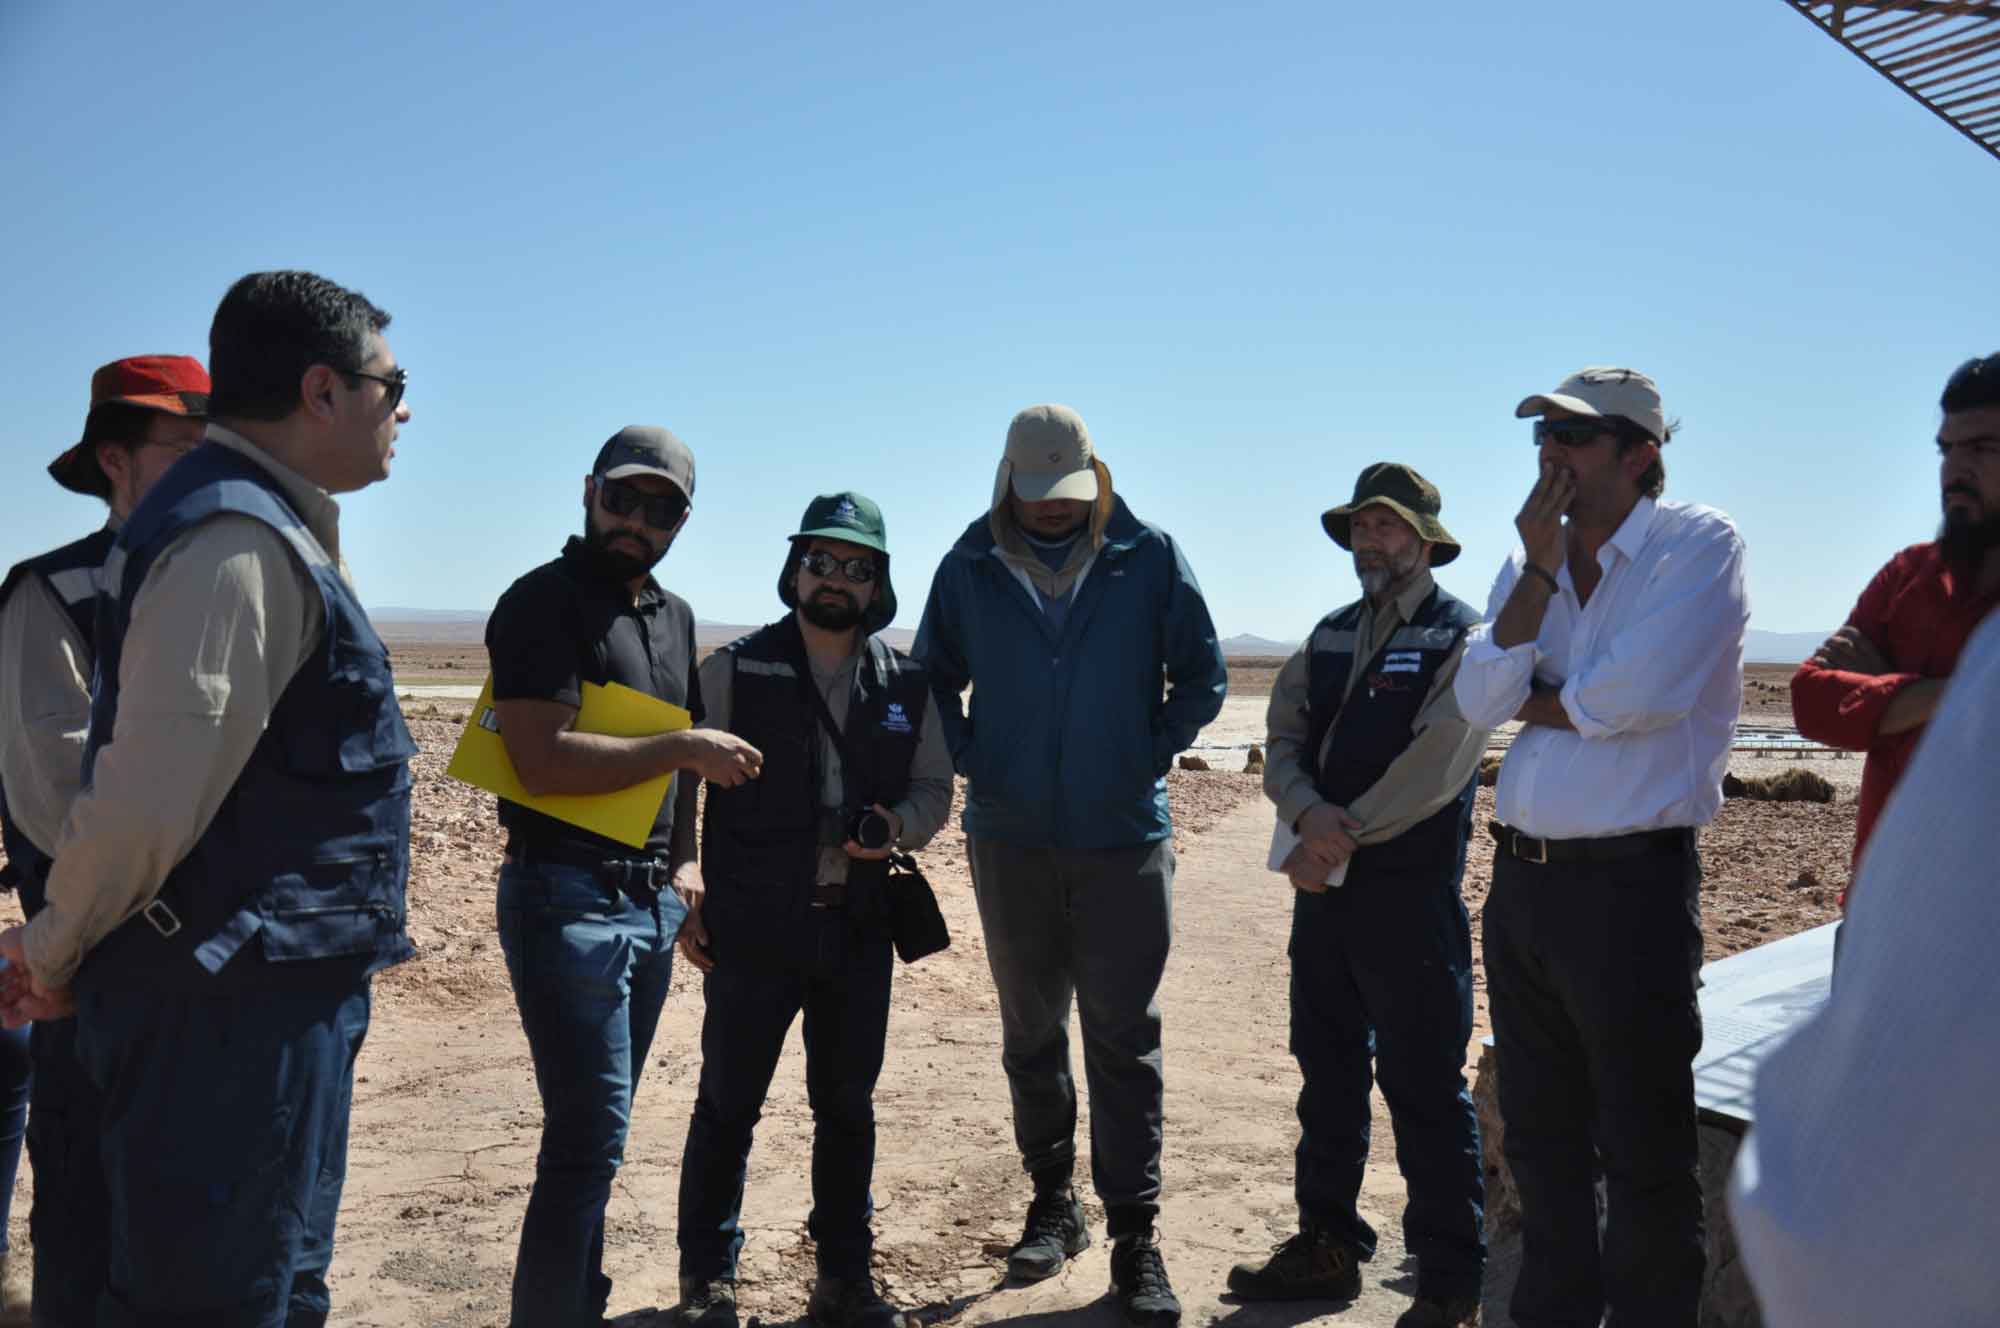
850, 810, 892, 850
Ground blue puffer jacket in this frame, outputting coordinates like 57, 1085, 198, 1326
913, 497, 1227, 848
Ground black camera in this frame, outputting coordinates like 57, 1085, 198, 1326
847, 808, 893, 850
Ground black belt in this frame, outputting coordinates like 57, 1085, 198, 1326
1488, 820, 1692, 866
508, 839, 672, 904
811, 883, 846, 909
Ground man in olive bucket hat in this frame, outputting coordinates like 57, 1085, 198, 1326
674, 493, 955, 1328
0, 354, 209, 1325
1232, 463, 1491, 1328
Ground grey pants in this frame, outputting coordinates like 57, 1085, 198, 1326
967, 836, 1174, 1235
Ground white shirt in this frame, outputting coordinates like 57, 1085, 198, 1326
1727, 611, 2000, 1327
1453, 497, 1748, 838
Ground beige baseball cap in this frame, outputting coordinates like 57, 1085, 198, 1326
996, 403, 1104, 503
1515, 366, 1666, 443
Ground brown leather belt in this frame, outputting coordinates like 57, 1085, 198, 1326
1488, 820, 1692, 866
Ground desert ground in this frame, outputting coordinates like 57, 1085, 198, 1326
0, 659, 1851, 1325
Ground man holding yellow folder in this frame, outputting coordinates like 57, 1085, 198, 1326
483, 425, 760, 1328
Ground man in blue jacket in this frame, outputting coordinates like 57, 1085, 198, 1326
913, 404, 1226, 1328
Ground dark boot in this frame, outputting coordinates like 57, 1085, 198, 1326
1109, 1230, 1181, 1328
677, 1276, 739, 1328
807, 1274, 908, 1328
1006, 1188, 1090, 1282
1394, 1293, 1480, 1327
1225, 1224, 1361, 1302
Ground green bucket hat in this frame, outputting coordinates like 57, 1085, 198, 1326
1320, 462, 1461, 566
778, 491, 897, 631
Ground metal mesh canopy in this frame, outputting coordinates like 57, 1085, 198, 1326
1782, 1, 2000, 162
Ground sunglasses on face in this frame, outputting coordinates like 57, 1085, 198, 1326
1533, 418, 1614, 448
799, 550, 878, 584
596, 477, 688, 529
343, 365, 408, 413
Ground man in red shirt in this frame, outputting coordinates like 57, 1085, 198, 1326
1793, 352, 2000, 878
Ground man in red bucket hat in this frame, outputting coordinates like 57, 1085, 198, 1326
0, 353, 208, 1323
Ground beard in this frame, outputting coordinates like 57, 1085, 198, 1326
1354, 543, 1423, 599
800, 587, 864, 630
584, 518, 667, 581
1939, 501, 2000, 576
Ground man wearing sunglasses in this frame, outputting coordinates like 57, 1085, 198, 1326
483, 424, 761, 1327
0, 354, 209, 1325
1455, 368, 1748, 1328
1791, 352, 2000, 894
913, 405, 1227, 1328
672, 491, 953, 1328
0, 271, 418, 1324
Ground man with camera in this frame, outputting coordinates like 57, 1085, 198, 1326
673, 492, 954, 1328
485, 425, 762, 1327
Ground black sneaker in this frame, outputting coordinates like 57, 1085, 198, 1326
1109, 1231, 1181, 1328
1394, 1293, 1480, 1327
807, 1274, 908, 1328
1006, 1189, 1091, 1282
677, 1276, 739, 1328
1225, 1226, 1360, 1302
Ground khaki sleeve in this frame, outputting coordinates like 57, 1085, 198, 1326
890, 688, 956, 850
23, 517, 322, 987
0, 576, 93, 854
1262, 640, 1323, 829
1346, 641, 1491, 846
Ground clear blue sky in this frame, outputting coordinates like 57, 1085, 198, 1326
4, 1, 1995, 638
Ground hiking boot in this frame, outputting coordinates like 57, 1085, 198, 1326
1395, 1293, 1481, 1327
807, 1274, 909, 1328
1225, 1226, 1361, 1301
1006, 1189, 1091, 1281
1109, 1231, 1182, 1328
677, 1276, 739, 1328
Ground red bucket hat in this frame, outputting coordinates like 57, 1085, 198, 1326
49, 354, 211, 498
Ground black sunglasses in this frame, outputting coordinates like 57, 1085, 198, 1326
597, 477, 688, 529
1533, 418, 1614, 448
344, 365, 408, 413
799, 550, 878, 584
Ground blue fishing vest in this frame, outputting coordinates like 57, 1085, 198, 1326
1304, 584, 1481, 873
700, 618, 926, 965
0, 526, 115, 912
80, 443, 415, 990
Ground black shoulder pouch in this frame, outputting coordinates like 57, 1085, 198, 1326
884, 850, 950, 964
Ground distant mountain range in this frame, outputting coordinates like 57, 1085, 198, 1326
370, 612, 1830, 665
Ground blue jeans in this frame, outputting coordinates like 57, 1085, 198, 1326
0, 1020, 26, 1253
1290, 859, 1485, 1301
676, 908, 893, 1283
496, 862, 685, 1327
72, 981, 370, 1328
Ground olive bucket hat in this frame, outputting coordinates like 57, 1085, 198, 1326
777, 491, 898, 632
1320, 462, 1461, 566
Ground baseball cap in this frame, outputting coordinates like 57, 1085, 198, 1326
592, 425, 695, 502
49, 354, 211, 498
1514, 366, 1666, 443
998, 404, 1103, 503
1321, 462, 1461, 566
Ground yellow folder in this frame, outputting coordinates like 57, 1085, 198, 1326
445, 675, 692, 849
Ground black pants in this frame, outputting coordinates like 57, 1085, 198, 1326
1483, 840, 1705, 1328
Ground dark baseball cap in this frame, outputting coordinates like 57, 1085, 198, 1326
50, 354, 211, 498
592, 425, 695, 502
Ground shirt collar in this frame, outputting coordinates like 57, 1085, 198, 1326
204, 424, 344, 562
1389, 567, 1436, 624
1605, 495, 1658, 565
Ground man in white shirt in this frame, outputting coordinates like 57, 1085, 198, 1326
1454, 367, 1748, 1328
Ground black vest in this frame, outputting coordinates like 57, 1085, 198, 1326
81, 443, 416, 991
1305, 584, 1481, 873
701, 619, 928, 963
0, 527, 115, 910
